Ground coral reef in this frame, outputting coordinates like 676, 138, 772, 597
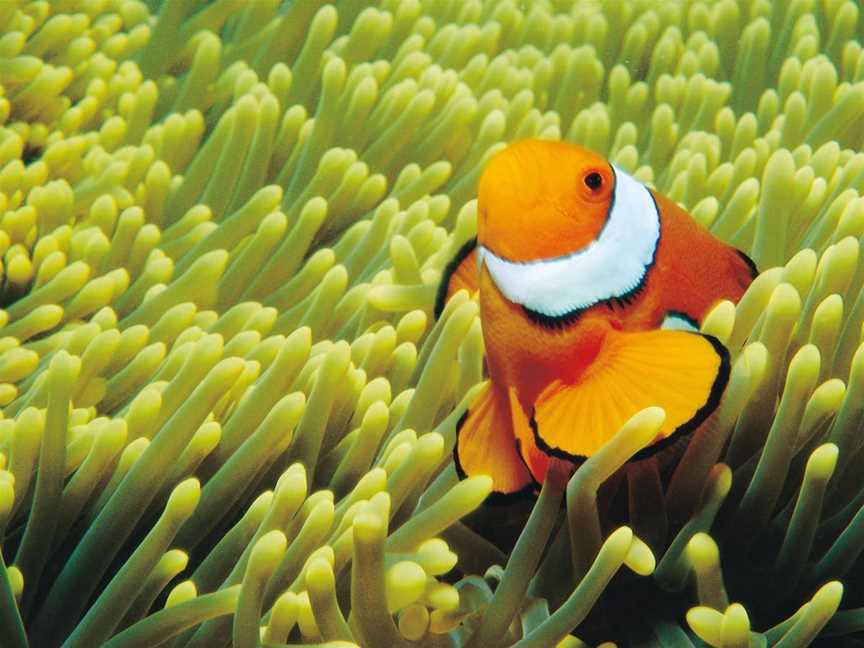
0, 0, 863, 646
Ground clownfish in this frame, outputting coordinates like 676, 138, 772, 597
436, 139, 757, 497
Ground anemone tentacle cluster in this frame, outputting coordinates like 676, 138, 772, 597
0, 0, 863, 646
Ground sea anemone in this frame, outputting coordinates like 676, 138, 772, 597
0, 0, 863, 646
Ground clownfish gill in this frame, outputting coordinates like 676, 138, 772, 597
477, 166, 661, 319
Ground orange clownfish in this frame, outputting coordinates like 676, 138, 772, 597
436, 139, 757, 497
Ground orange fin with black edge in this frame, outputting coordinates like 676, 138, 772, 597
510, 389, 550, 486
455, 382, 534, 498
434, 237, 479, 318
531, 330, 730, 461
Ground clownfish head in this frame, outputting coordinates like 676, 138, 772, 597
477, 139, 616, 260
475, 139, 662, 319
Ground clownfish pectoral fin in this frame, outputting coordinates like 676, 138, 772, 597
455, 383, 535, 498
434, 237, 479, 318
531, 330, 730, 461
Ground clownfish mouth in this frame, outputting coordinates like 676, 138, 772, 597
478, 165, 661, 321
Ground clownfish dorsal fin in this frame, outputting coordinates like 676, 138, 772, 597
455, 382, 534, 498
434, 237, 479, 318
531, 330, 730, 461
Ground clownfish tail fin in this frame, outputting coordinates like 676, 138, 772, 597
455, 383, 535, 499
531, 329, 730, 461
434, 237, 479, 318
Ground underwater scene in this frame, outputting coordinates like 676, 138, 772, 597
1, 0, 864, 646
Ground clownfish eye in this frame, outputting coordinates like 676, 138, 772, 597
584, 171, 603, 191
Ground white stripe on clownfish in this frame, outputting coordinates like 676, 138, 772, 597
479, 165, 661, 319
661, 312, 700, 331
